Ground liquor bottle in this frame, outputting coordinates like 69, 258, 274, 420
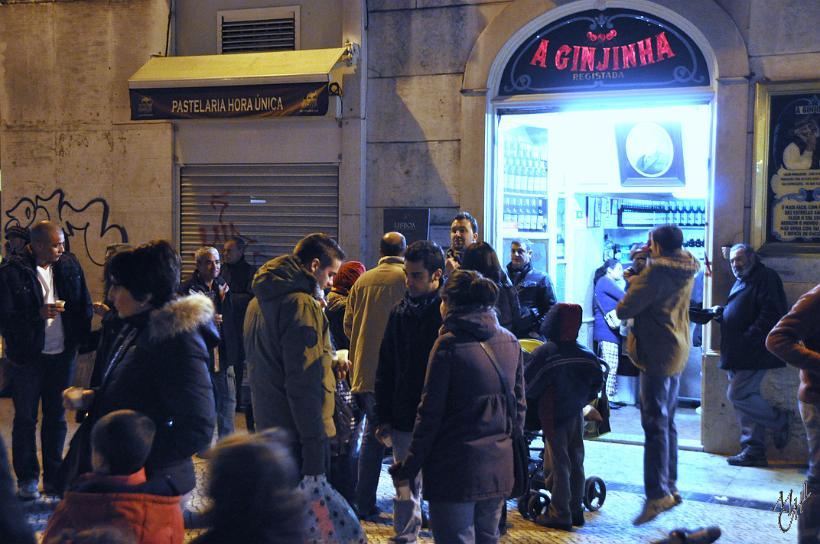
503, 197, 512, 224
536, 199, 546, 231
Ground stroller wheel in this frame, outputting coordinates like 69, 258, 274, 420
527, 489, 551, 519
583, 476, 606, 511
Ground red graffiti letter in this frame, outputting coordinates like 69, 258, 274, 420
656, 31, 676, 61
530, 39, 550, 68
555, 45, 571, 70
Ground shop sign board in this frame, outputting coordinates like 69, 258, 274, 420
752, 81, 820, 254
129, 82, 329, 120
498, 8, 709, 95
383, 208, 430, 245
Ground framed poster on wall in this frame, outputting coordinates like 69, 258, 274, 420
751, 81, 820, 254
615, 121, 685, 187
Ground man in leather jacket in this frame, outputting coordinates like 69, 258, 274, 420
506, 238, 556, 338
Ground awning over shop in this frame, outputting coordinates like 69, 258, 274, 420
128, 46, 355, 120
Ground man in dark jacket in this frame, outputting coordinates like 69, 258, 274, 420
713, 243, 789, 467
244, 233, 344, 477
0, 220, 92, 499
444, 211, 478, 278
220, 237, 255, 415
526, 303, 603, 531
181, 246, 234, 439
506, 238, 556, 338
375, 240, 444, 542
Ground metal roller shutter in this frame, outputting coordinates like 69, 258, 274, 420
180, 163, 339, 276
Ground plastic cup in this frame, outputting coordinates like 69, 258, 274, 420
335, 349, 349, 362
65, 387, 85, 410
54, 300, 66, 310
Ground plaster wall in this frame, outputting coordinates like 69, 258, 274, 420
0, 0, 173, 302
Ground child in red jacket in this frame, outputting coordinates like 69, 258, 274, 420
43, 410, 184, 544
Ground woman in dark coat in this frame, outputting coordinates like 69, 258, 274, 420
390, 269, 525, 543
62, 240, 216, 495
461, 242, 524, 336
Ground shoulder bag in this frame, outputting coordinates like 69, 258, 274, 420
479, 341, 529, 499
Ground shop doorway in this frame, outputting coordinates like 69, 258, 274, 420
493, 101, 711, 448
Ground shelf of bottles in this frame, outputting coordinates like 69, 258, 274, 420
618, 199, 707, 228
502, 140, 548, 234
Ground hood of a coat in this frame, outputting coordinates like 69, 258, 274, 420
442, 307, 500, 341
251, 254, 316, 303
646, 250, 700, 285
148, 293, 215, 342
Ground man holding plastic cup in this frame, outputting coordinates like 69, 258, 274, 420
0, 220, 92, 499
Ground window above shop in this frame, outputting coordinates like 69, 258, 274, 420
217, 6, 300, 54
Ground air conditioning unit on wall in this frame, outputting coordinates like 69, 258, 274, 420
217, 6, 300, 54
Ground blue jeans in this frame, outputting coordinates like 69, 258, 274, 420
354, 392, 384, 516
10, 350, 76, 487
391, 429, 422, 543
640, 372, 679, 500
727, 369, 786, 456
211, 366, 236, 439
428, 498, 504, 544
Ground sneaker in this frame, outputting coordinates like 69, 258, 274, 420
633, 494, 677, 525
727, 449, 768, 467
536, 514, 573, 531
773, 409, 791, 450
17, 480, 40, 501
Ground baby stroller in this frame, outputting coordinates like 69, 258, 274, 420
516, 338, 608, 521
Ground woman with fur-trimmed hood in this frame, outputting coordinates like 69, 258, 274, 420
60, 240, 216, 495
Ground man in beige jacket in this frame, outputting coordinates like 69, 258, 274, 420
344, 231, 407, 519
616, 224, 699, 525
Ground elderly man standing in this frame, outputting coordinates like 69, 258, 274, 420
181, 246, 234, 439
713, 244, 789, 467
345, 231, 407, 520
0, 221, 92, 499
616, 224, 699, 525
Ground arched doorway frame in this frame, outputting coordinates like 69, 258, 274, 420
459, 0, 751, 452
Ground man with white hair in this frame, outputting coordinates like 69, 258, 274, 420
181, 246, 234, 439
713, 243, 789, 467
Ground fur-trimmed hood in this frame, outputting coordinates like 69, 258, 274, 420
149, 293, 215, 342
647, 249, 701, 281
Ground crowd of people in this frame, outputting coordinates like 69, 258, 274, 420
0, 215, 817, 543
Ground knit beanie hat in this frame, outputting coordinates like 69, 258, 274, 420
5, 225, 30, 242
334, 261, 366, 292
541, 302, 583, 342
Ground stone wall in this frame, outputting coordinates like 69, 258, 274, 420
0, 0, 173, 301
364, 0, 510, 264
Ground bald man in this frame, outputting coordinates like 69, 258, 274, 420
0, 221, 92, 499
344, 231, 407, 519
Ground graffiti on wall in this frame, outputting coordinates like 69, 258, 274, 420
4, 189, 129, 267
198, 192, 262, 267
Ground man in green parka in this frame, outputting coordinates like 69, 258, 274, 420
243, 233, 344, 477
